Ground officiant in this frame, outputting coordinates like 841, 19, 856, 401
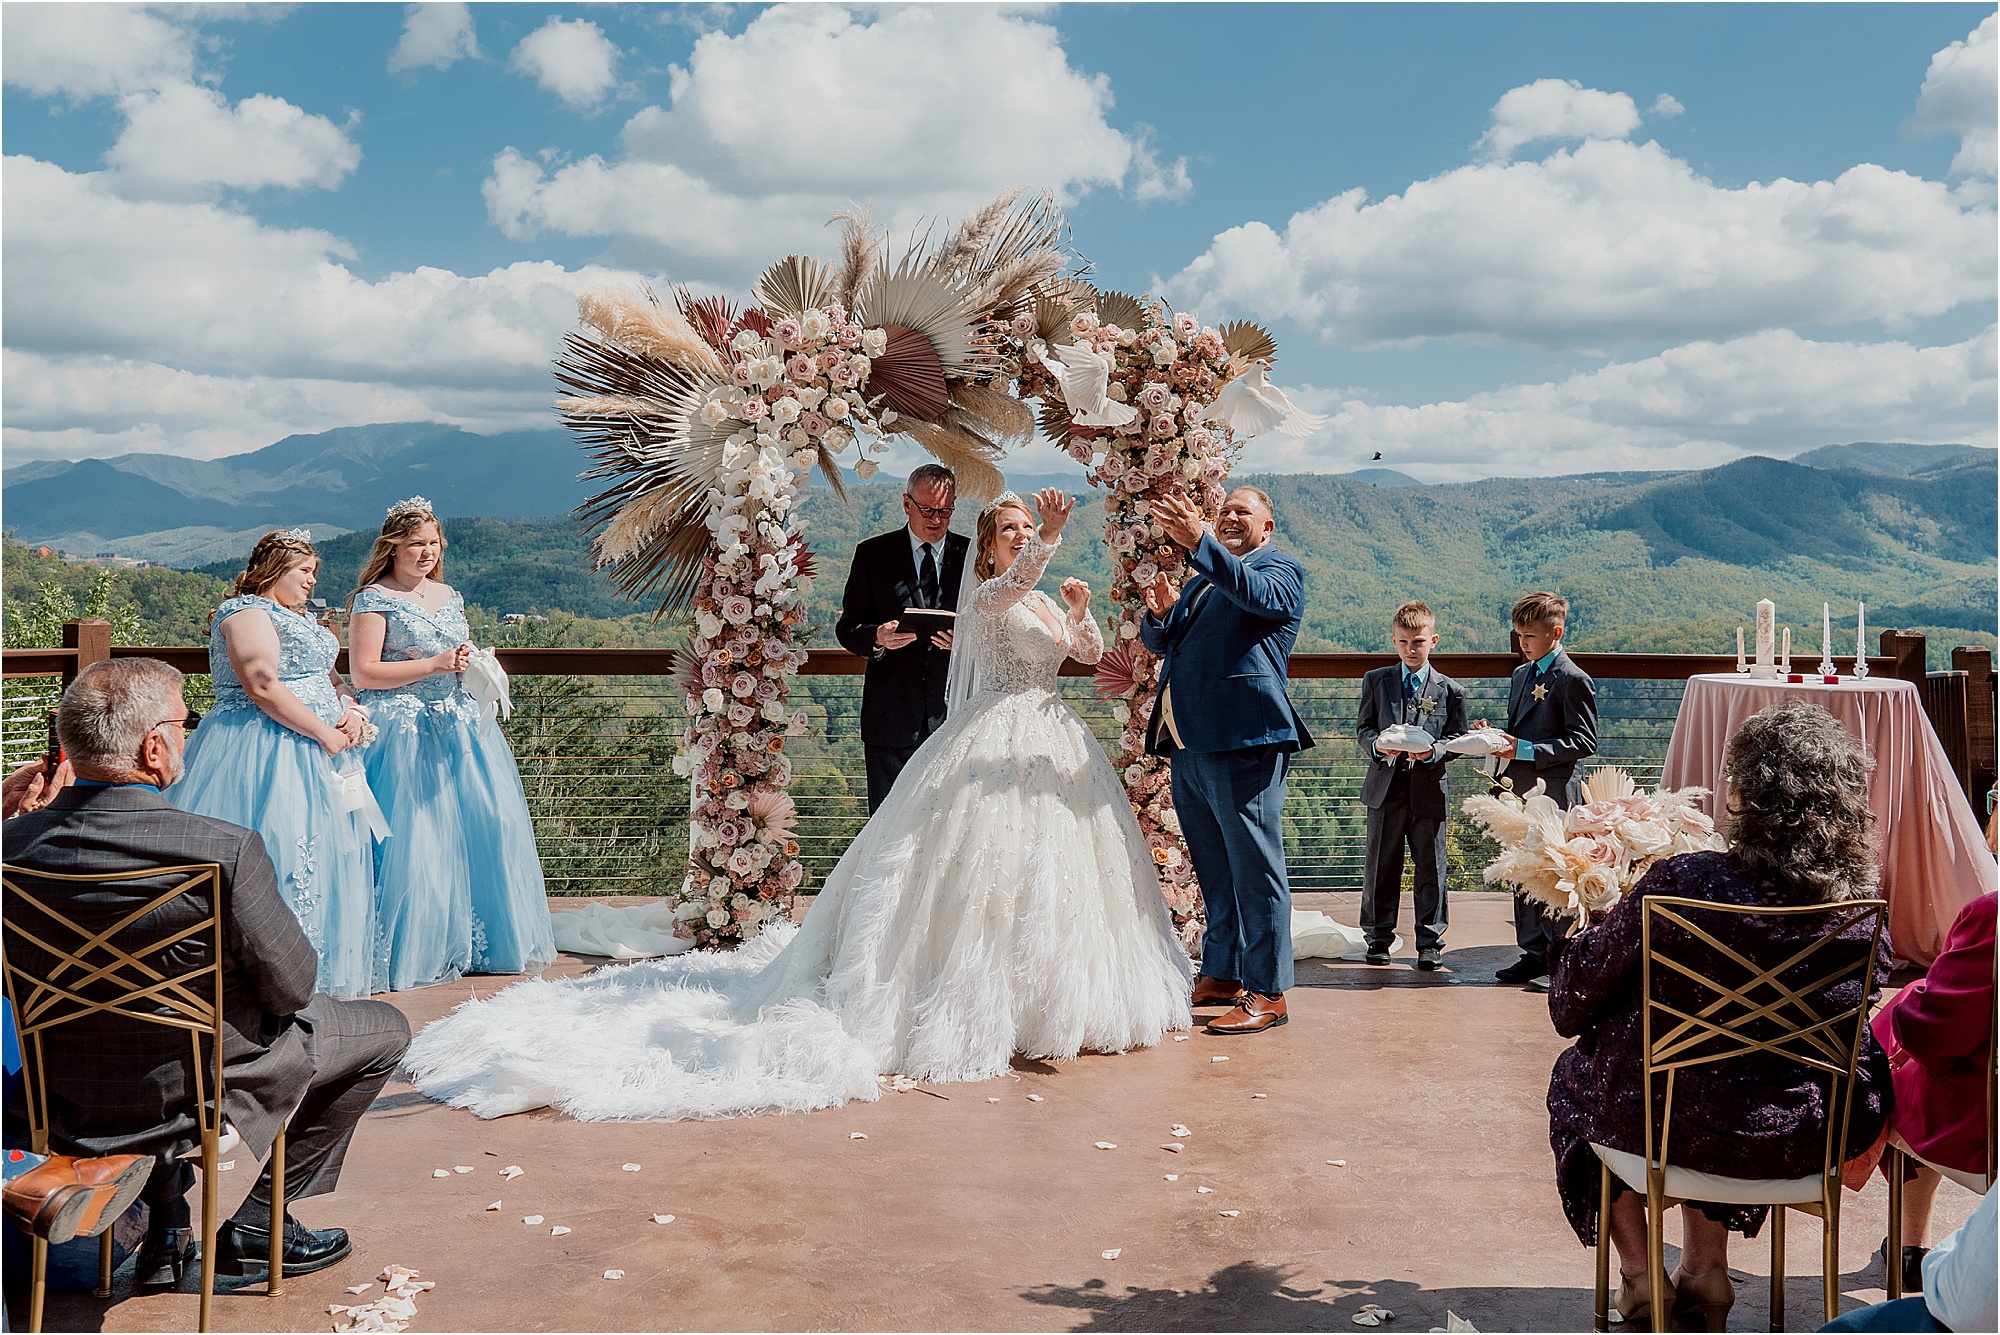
835, 463, 970, 811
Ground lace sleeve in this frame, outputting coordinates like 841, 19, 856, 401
1063, 604, 1104, 666
970, 533, 1059, 619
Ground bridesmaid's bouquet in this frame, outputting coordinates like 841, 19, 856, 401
1460, 766, 1726, 926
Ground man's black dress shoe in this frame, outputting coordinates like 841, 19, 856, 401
1364, 946, 1391, 966
1416, 947, 1444, 971
134, 1226, 194, 1289
214, 1214, 352, 1277
1495, 955, 1546, 984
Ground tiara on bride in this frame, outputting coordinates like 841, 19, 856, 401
386, 496, 434, 521
979, 490, 1025, 519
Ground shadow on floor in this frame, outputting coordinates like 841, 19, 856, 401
1297, 944, 1523, 990
1021, 1250, 1899, 1332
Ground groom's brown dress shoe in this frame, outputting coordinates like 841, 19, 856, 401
3, 1152, 152, 1245
1189, 975, 1246, 1007
1206, 992, 1287, 1035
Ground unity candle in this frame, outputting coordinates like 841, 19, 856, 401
1751, 600, 1777, 678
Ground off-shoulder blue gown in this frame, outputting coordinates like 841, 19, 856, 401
171, 594, 378, 998
352, 585, 554, 991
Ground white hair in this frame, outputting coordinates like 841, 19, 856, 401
57, 659, 184, 770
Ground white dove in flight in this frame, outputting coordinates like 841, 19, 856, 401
1038, 341, 1139, 428
1200, 361, 1328, 439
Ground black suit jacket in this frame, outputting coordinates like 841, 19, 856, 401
1498, 650, 1599, 805
834, 528, 970, 747
3, 785, 319, 1160
1356, 664, 1468, 817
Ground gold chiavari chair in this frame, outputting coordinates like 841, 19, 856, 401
1590, 894, 1887, 1333
3, 861, 285, 1332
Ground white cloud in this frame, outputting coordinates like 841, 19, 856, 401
389, 2, 480, 75
1130, 126, 1193, 205
510, 16, 620, 110
1166, 137, 1994, 351
1, 3, 193, 99
1912, 14, 1996, 178
1476, 79, 1640, 159
1, 156, 647, 458
486, 5, 1178, 281
106, 84, 361, 197
1648, 93, 1684, 119
1242, 327, 1997, 479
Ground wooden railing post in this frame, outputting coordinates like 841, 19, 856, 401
60, 618, 111, 689
1882, 630, 1927, 688
1953, 645, 1996, 808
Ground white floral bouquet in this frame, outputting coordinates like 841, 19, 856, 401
1459, 766, 1727, 926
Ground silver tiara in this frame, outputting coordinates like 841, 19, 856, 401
276, 526, 313, 545
979, 490, 1024, 519
386, 496, 433, 521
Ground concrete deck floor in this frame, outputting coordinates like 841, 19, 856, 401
38, 891, 1975, 1334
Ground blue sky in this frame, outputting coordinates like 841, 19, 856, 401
3, 2, 1993, 481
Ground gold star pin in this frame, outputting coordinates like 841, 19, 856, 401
1532, 683, 1550, 701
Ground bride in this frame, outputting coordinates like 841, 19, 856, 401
403, 488, 1193, 1120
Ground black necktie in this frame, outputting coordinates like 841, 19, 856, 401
918, 544, 938, 609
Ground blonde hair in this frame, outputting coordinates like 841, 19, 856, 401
1392, 600, 1435, 632
974, 500, 1035, 581
1511, 591, 1569, 630
350, 505, 447, 612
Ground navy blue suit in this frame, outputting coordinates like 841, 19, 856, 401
1497, 648, 1598, 958
1356, 663, 1468, 952
1141, 532, 1313, 995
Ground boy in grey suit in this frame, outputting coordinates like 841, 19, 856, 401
4, 659, 409, 1287
1355, 601, 1468, 970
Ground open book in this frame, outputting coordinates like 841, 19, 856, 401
897, 607, 957, 637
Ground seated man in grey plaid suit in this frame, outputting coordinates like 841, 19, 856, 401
3, 659, 410, 1288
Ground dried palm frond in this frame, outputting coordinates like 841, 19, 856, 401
899, 419, 1006, 501
972, 189, 1065, 276
1093, 289, 1147, 332
677, 292, 739, 355
558, 329, 732, 614
858, 262, 988, 381
867, 324, 951, 421
672, 642, 702, 699
556, 393, 661, 418
1219, 319, 1277, 366
829, 207, 879, 315
753, 254, 839, 321
1037, 399, 1078, 449
578, 289, 725, 376
1033, 276, 1092, 344
967, 248, 1064, 314
947, 380, 1035, 449
813, 448, 849, 502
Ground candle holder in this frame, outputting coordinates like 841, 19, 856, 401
1818, 600, 1838, 681
1852, 601, 1869, 680
1735, 627, 1748, 674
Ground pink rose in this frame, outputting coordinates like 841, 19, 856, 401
1121, 472, 1148, 493
786, 354, 816, 381
774, 318, 804, 349
1148, 414, 1176, 439
727, 701, 755, 728
1010, 311, 1036, 335
1065, 439, 1094, 463
739, 397, 768, 421
798, 410, 829, 436
1137, 383, 1171, 412
838, 325, 861, 347
829, 360, 861, 387
730, 672, 757, 698
730, 362, 754, 386
1188, 428, 1216, 451
721, 595, 753, 625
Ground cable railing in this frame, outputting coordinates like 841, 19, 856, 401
6, 626, 1968, 900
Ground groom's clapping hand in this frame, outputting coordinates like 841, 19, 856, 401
1151, 490, 1206, 549
1142, 572, 1178, 619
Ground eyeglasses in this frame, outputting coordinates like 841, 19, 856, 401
906, 500, 955, 521
152, 709, 202, 735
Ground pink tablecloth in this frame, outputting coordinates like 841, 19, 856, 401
1660, 674, 1996, 967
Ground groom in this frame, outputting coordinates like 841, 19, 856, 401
1141, 486, 1313, 1036
835, 463, 969, 811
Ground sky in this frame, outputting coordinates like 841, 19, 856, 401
2, 2, 1994, 483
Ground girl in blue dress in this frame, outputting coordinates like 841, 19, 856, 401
346, 498, 555, 991
172, 528, 379, 998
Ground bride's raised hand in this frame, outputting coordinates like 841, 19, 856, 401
1059, 578, 1091, 617
1034, 488, 1074, 541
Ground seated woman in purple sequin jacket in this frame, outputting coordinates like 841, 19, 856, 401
1546, 700, 1894, 1327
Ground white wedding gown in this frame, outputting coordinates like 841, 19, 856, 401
402, 533, 1193, 1121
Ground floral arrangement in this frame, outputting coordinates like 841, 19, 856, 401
556, 192, 1071, 947
1459, 766, 1728, 926
1029, 296, 1264, 947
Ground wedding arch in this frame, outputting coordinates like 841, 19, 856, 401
556, 192, 1320, 949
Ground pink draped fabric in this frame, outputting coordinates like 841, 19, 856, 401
1660, 675, 1996, 967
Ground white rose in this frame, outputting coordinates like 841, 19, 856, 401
794, 384, 826, 410
699, 401, 730, 426
1107, 382, 1129, 402
675, 899, 707, 921
723, 789, 749, 809
762, 700, 788, 723
823, 425, 853, 452
861, 327, 888, 357
824, 396, 850, 420
697, 613, 723, 638
856, 460, 879, 479
800, 309, 832, 340
770, 397, 801, 425
1112, 703, 1131, 724
1119, 621, 1139, 639
705, 908, 731, 928
731, 328, 763, 353
702, 687, 725, 712
1182, 457, 1202, 478
671, 753, 693, 777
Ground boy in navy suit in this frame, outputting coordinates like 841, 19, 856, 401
1356, 601, 1468, 970
1475, 591, 1598, 988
